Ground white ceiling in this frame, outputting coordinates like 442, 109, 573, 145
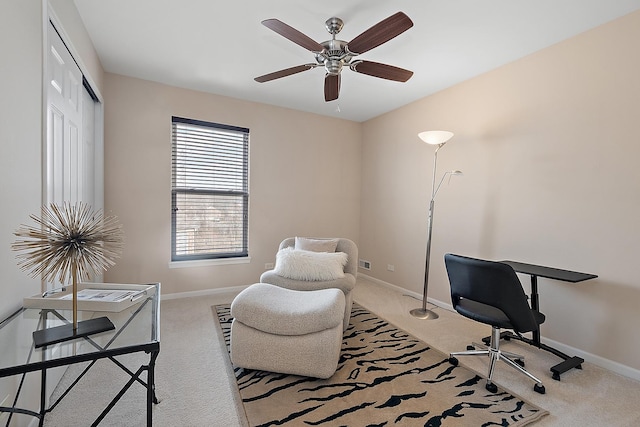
73, 0, 640, 122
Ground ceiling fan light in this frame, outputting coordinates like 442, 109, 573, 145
325, 60, 343, 75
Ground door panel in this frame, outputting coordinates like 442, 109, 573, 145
47, 21, 83, 206
47, 104, 64, 204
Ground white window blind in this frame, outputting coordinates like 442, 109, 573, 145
171, 116, 249, 261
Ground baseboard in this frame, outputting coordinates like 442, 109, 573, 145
358, 273, 454, 312
358, 273, 640, 382
161, 285, 248, 301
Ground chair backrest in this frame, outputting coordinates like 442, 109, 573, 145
444, 253, 538, 333
279, 237, 358, 277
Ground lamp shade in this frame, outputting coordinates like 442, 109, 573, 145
418, 130, 454, 145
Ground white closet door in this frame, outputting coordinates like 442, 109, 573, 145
46, 20, 83, 206
42, 18, 103, 402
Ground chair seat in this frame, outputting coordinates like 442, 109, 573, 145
231, 283, 345, 335
456, 298, 545, 332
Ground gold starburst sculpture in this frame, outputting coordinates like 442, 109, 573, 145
12, 202, 124, 330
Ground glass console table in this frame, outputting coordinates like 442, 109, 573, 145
0, 283, 160, 426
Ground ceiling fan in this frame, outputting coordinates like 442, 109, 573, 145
254, 11, 414, 102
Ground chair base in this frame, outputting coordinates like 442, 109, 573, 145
449, 326, 546, 394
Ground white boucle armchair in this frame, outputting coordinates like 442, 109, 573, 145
260, 237, 358, 330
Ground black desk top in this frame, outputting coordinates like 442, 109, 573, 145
501, 260, 598, 283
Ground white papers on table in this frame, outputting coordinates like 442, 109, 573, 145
60, 289, 141, 302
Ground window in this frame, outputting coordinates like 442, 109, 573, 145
171, 116, 249, 261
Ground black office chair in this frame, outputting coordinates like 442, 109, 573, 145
444, 253, 546, 394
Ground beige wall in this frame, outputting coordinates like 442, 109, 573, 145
102, 74, 361, 293
359, 10, 640, 374
0, 0, 45, 418
0, 0, 43, 319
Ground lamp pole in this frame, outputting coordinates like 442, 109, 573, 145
410, 131, 461, 319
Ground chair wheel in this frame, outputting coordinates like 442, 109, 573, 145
534, 384, 546, 394
515, 359, 525, 367
448, 357, 459, 366
466, 345, 475, 351
485, 382, 498, 393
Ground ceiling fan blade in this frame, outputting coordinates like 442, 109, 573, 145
346, 12, 413, 55
255, 64, 316, 83
324, 74, 340, 102
262, 19, 325, 53
350, 60, 413, 82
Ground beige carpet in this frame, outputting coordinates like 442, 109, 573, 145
41, 277, 640, 426
216, 303, 548, 426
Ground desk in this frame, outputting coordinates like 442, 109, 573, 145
0, 283, 160, 426
490, 261, 597, 380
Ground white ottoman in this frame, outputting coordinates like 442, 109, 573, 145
230, 283, 345, 379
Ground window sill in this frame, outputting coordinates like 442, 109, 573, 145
168, 257, 251, 269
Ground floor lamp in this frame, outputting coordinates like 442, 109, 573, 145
410, 131, 462, 320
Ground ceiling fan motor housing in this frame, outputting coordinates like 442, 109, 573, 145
316, 39, 353, 75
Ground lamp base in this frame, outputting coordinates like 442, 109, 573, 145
410, 308, 439, 320
33, 316, 115, 348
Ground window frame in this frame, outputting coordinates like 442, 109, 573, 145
170, 116, 249, 262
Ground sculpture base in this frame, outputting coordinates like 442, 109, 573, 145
33, 316, 115, 348
410, 308, 439, 320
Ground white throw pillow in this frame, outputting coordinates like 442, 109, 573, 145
275, 247, 348, 281
295, 237, 339, 253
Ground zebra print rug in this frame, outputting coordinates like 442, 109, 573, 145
214, 304, 548, 427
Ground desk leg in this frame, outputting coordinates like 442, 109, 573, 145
495, 332, 584, 379
529, 275, 541, 345
550, 357, 584, 380
481, 274, 584, 380
39, 369, 46, 427
527, 274, 585, 379
147, 350, 159, 426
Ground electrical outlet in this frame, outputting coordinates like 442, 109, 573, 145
387, 264, 395, 272
265, 263, 274, 270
